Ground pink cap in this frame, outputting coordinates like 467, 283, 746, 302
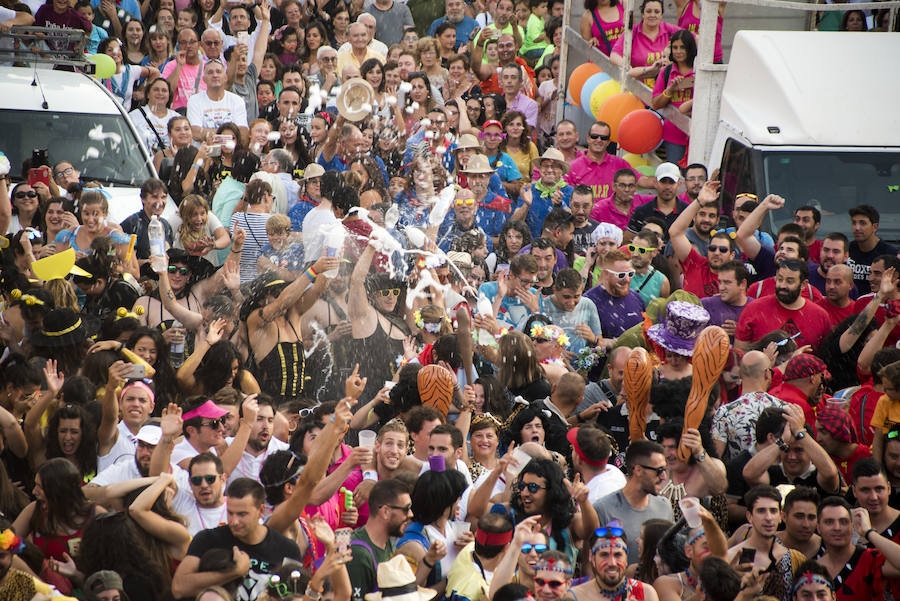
182, 400, 229, 421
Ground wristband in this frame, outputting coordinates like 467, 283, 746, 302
423, 558, 435, 569
231, 248, 242, 253
662, 90, 672, 98
192, 163, 202, 170
865, 528, 877, 541
363, 469, 379, 482
306, 267, 318, 281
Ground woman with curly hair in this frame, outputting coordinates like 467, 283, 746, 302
169, 194, 230, 265
489, 218, 531, 272
126, 326, 179, 411
500, 111, 540, 188
348, 155, 387, 208
37, 404, 100, 480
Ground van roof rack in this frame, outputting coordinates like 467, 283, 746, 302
0, 27, 95, 73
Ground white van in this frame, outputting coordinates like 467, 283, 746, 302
0, 64, 168, 224
707, 31, 900, 240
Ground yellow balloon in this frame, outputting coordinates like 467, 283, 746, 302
590, 80, 622, 119
623, 153, 649, 167
88, 53, 116, 79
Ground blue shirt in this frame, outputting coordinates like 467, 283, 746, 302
525, 181, 574, 239
403, 133, 456, 174
91, 0, 140, 18
475, 190, 513, 239
436, 219, 494, 253
427, 16, 479, 51
543, 296, 603, 353
394, 191, 430, 229
259, 241, 305, 271
478, 280, 544, 330
485, 153, 522, 183
318, 153, 390, 188
287, 198, 318, 232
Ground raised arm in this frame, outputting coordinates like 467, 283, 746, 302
848, 268, 897, 360
251, 4, 271, 71
216, 394, 257, 476
736, 194, 784, 262
149, 403, 182, 477
98, 361, 133, 457
348, 243, 376, 322
24, 360, 65, 466
784, 404, 839, 494
129, 473, 191, 558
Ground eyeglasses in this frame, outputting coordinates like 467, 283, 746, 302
202, 39, 222, 46
627, 244, 656, 255
515, 275, 537, 286
54, 167, 74, 178
638, 464, 667, 476
521, 543, 548, 554
482, 132, 506, 140
532, 337, 550, 344
455, 198, 476, 206
685, 176, 706, 182
200, 418, 224, 429
14, 191, 37, 199
589, 132, 611, 141
190, 474, 218, 486
517, 481, 547, 494
387, 503, 412, 512
168, 266, 190, 275
594, 526, 625, 538
707, 245, 731, 254
320, 55, 337, 61
605, 269, 635, 280
534, 578, 566, 589
379, 288, 401, 297
615, 182, 636, 190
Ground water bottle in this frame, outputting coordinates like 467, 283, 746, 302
149, 215, 166, 257
170, 319, 185, 368
476, 295, 495, 347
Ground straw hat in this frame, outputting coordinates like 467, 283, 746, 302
453, 133, 481, 152
336, 77, 375, 122
461, 154, 495, 174
303, 163, 325, 181
365, 555, 437, 601
538, 148, 570, 174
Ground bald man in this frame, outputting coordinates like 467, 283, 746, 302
711, 350, 786, 461
815, 263, 856, 326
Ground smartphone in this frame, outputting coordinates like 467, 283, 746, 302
28, 166, 51, 188
236, 31, 250, 45
31, 148, 49, 168
335, 527, 352, 555
127, 364, 147, 379
739, 547, 756, 565
213, 134, 232, 145
206, 144, 222, 158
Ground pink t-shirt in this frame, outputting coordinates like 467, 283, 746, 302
589, 4, 626, 55
565, 152, 639, 202
161, 61, 207, 110
590, 193, 655, 226
678, 0, 723, 63
304, 443, 368, 531
612, 21, 681, 87
652, 66, 694, 146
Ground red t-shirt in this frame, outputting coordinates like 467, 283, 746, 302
736, 295, 833, 350
748, 277, 823, 302
680, 247, 719, 299
815, 297, 856, 326
853, 294, 900, 347
832, 444, 872, 484
850, 383, 880, 445
808, 239, 823, 264
479, 57, 536, 96
832, 547, 885, 601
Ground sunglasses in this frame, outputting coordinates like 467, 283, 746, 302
534, 578, 566, 589
190, 474, 218, 486
638, 464, 667, 476
455, 198, 476, 206
379, 288, 401, 297
735, 192, 758, 201
298, 404, 320, 418
594, 526, 625, 538
387, 503, 412, 512
707, 245, 731, 253
627, 244, 656, 255
605, 269, 635, 280
532, 337, 550, 344
201, 418, 224, 429
521, 543, 548, 554
589, 132, 611, 141
517, 481, 547, 494
168, 265, 190, 275
24, 228, 42, 240
14, 191, 37, 199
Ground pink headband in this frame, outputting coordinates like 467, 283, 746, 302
121, 380, 155, 403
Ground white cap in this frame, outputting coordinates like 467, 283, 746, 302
136, 425, 162, 446
655, 162, 682, 182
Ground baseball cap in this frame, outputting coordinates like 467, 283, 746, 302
136, 425, 162, 446
84, 571, 127, 601
655, 162, 682, 182
783, 354, 830, 381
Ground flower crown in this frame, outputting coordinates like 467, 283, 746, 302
529, 324, 569, 347
0, 529, 25, 554
414, 309, 445, 334
116, 305, 146, 320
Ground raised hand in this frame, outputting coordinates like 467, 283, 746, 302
160, 403, 183, 439
43, 359, 64, 396
345, 364, 367, 400
206, 317, 228, 345
242, 393, 259, 425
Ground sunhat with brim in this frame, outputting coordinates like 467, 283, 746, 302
462, 154, 495, 174
646, 301, 710, 356
538, 148, 570, 174
303, 163, 325, 181
453, 133, 481, 152
30, 308, 100, 347
182, 400, 229, 421
365, 555, 437, 601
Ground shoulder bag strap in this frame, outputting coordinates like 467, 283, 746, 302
138, 106, 167, 152
589, 9, 613, 54
636, 267, 655, 293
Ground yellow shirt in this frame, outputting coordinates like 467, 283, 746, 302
506, 141, 539, 182
336, 47, 383, 74
871, 393, 900, 433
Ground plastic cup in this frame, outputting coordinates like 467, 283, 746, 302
507, 448, 533, 479
679, 496, 702, 528
358, 430, 377, 449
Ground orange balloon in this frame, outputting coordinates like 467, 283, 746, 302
567, 63, 602, 107
597, 93, 644, 141
618, 109, 664, 154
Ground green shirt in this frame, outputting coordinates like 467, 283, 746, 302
348, 527, 394, 601
521, 13, 549, 53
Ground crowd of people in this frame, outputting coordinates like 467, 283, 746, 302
0, 0, 897, 601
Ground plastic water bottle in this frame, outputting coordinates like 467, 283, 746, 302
476, 295, 495, 346
170, 319, 185, 368
149, 215, 165, 257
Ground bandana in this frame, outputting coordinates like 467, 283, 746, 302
120, 380, 155, 403
792, 572, 834, 594
475, 528, 513, 546
535, 557, 573, 575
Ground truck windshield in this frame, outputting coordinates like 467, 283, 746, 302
762, 150, 900, 243
0, 109, 152, 187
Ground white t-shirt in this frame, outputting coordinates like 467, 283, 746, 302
225, 435, 289, 487
301, 207, 339, 263
129, 106, 181, 152
97, 421, 140, 473
186, 90, 249, 131
107, 64, 144, 111
91, 456, 143, 486
586, 465, 627, 505
170, 467, 229, 535
171, 437, 218, 466
168, 210, 225, 266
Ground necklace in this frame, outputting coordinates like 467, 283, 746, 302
683, 567, 697, 591
594, 577, 631, 601
195, 501, 227, 531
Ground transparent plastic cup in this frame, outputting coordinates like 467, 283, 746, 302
679, 496, 702, 528
358, 430, 377, 449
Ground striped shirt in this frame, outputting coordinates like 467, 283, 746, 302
230, 211, 272, 283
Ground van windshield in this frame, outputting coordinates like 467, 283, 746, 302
762, 150, 900, 243
0, 109, 152, 186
